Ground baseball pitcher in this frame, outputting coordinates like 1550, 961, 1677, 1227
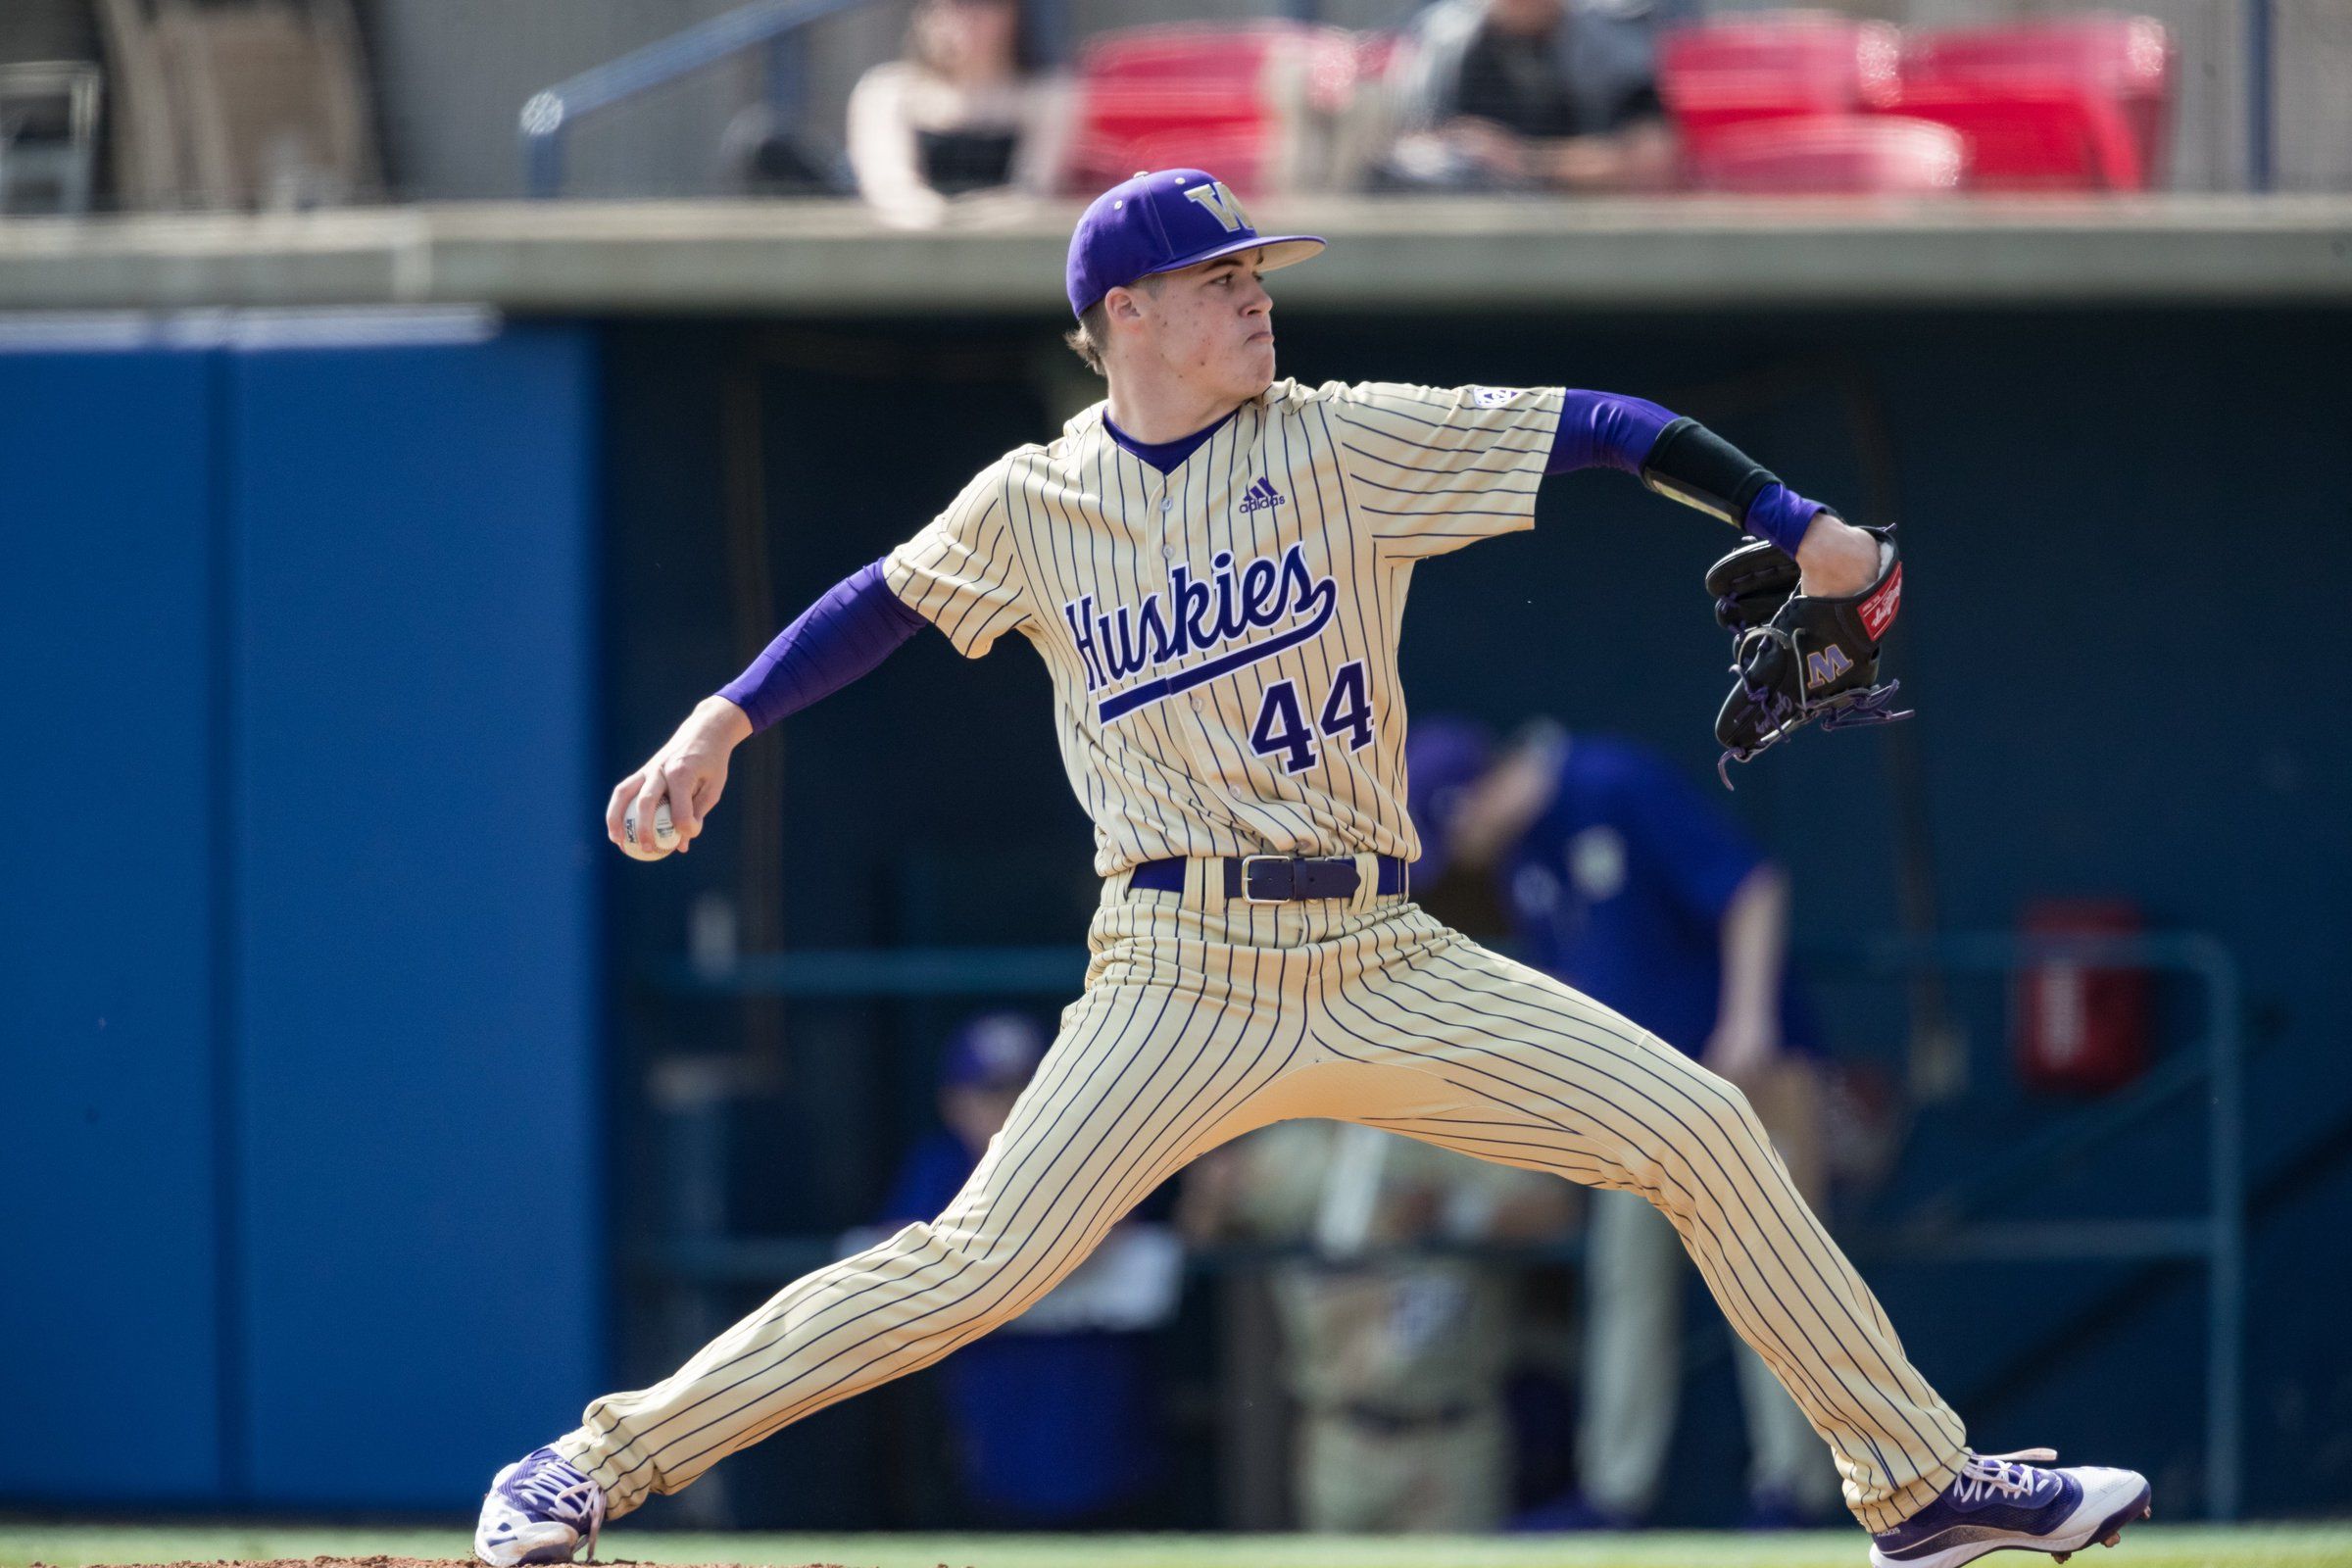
475, 170, 2147, 1568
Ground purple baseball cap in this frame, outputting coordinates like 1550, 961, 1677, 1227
1065, 169, 1325, 318
940, 1010, 1050, 1091
1404, 716, 1497, 887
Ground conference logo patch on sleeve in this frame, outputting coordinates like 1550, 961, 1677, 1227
1466, 386, 1522, 408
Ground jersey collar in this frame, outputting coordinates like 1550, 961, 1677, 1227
1102, 407, 1241, 474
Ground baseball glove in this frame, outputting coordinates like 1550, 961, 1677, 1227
1705, 525, 1911, 786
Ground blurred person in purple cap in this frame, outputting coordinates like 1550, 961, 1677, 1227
484, 163, 2146, 1568
1409, 716, 1840, 1531
847, 0, 1073, 228
850, 1010, 1181, 1527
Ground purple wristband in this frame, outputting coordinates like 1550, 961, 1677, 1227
715, 558, 927, 733
1743, 483, 1828, 559
1546, 388, 1678, 475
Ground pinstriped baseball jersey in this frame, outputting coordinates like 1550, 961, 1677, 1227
882, 378, 1565, 875
540, 376, 1984, 1551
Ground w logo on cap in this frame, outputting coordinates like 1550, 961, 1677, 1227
1066, 169, 1325, 318
1182, 179, 1250, 233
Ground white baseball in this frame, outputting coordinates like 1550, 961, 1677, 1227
620, 800, 678, 861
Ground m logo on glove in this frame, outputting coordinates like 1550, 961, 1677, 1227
1805, 645, 1856, 690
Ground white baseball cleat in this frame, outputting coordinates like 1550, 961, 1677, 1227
1866, 1448, 2152, 1568
474, 1446, 607, 1566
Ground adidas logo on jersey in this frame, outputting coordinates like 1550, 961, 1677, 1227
1238, 477, 1286, 514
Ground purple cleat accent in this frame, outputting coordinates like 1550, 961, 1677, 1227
474, 1446, 606, 1566
1869, 1448, 2152, 1568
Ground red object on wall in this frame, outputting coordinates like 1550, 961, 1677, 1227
1881, 16, 2175, 191
1067, 23, 1359, 196
2014, 899, 2151, 1095
1656, 12, 1901, 162
1687, 115, 1962, 195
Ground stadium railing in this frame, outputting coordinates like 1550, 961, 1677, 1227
518, 0, 870, 199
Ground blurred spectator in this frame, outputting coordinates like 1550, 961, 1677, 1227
1380, 0, 1681, 192
89, 0, 378, 211
1409, 717, 1841, 1530
856, 1010, 1181, 1525
1184, 1121, 1572, 1532
846, 0, 1071, 227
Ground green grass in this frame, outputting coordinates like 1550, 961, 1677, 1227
3, 1525, 2350, 1568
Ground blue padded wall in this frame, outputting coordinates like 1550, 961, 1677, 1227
0, 319, 604, 1508
0, 348, 229, 1502
224, 329, 605, 1505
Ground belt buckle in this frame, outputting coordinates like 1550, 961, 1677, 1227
1240, 854, 1293, 904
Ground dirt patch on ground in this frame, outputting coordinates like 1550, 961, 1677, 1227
52, 1560, 874, 1568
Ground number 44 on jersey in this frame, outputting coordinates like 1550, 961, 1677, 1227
1250, 661, 1373, 774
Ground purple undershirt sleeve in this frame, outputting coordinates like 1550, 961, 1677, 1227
1546, 388, 1829, 557
1545, 388, 1678, 475
714, 558, 928, 734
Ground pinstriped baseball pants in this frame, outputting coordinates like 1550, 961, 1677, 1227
555, 862, 1970, 1532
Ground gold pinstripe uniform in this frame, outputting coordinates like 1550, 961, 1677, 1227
552, 378, 1971, 1532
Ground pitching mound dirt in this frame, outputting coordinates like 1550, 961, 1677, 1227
51, 1560, 870, 1568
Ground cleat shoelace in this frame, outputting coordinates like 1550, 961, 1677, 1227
507, 1454, 603, 1559
1951, 1447, 2060, 1505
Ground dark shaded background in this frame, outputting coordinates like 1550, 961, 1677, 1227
596, 306, 2352, 1524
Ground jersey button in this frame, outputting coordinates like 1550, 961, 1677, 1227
1159, 497, 1173, 513
1161, 544, 1176, 560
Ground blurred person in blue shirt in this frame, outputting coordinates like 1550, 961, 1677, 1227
1408, 717, 1841, 1530
1380, 0, 1684, 192
858, 1010, 1181, 1525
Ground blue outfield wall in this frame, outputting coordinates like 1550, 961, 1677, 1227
0, 318, 605, 1508
0, 347, 227, 1502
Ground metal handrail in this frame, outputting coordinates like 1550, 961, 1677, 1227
1826, 930, 2242, 1520
518, 0, 870, 197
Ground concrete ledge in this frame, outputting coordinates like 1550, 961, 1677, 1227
2, 196, 2348, 314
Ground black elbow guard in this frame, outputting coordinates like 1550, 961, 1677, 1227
1640, 417, 1782, 529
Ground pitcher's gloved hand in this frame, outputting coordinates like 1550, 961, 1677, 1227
1706, 527, 1910, 787
1706, 533, 1801, 636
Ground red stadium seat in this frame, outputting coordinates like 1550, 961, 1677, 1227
1351, 28, 1406, 96
1882, 15, 2174, 191
1068, 23, 1361, 197
1688, 114, 1963, 195
1656, 11, 1901, 161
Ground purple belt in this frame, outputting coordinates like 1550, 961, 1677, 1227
1127, 854, 1407, 903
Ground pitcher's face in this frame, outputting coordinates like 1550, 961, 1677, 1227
1120, 248, 1276, 401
